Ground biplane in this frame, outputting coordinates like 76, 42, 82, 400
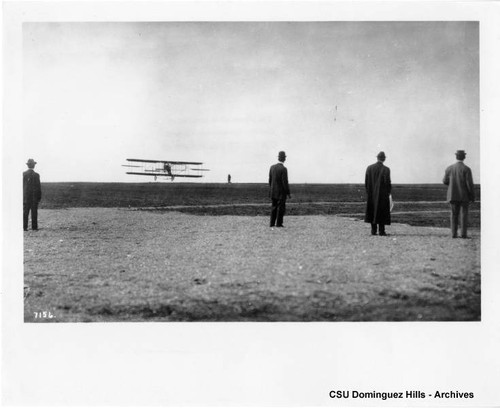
122, 158, 209, 181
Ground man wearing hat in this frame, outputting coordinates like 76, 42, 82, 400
365, 151, 392, 236
269, 151, 291, 228
23, 159, 42, 231
443, 150, 475, 238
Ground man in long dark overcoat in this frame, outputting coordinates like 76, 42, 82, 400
365, 151, 392, 236
23, 158, 42, 231
269, 151, 291, 228
443, 150, 475, 238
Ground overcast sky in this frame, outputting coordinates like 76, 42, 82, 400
23, 22, 479, 183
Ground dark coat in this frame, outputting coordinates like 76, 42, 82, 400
269, 162, 290, 199
443, 161, 475, 203
365, 161, 391, 225
23, 169, 42, 203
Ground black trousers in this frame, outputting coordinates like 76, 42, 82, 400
371, 223, 385, 235
23, 201, 39, 230
270, 198, 287, 227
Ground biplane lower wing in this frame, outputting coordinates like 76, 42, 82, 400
126, 172, 202, 178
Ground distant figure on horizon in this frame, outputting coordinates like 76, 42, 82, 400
365, 151, 392, 236
228, 174, 231, 183
164, 163, 174, 181
23, 158, 42, 231
443, 150, 475, 238
269, 151, 291, 228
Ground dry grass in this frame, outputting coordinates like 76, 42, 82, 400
24, 208, 480, 322
39, 182, 481, 209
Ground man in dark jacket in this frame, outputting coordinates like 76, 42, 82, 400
365, 151, 392, 236
443, 150, 475, 238
23, 158, 42, 231
269, 151, 291, 228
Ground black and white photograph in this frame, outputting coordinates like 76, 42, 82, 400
21, 19, 481, 323
2, 1, 500, 407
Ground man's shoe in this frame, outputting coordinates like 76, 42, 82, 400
276, 225, 284, 228
379, 232, 387, 236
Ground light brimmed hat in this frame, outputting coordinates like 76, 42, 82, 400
278, 151, 286, 160
377, 151, 386, 160
26, 158, 37, 166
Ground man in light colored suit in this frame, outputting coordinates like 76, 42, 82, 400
269, 151, 291, 228
443, 150, 475, 238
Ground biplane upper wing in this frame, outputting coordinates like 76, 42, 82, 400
126, 172, 202, 178
126, 158, 203, 165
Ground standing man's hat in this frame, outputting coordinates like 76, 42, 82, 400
26, 158, 37, 166
455, 150, 466, 157
278, 151, 287, 160
377, 151, 386, 160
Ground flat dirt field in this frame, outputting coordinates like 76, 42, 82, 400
23, 183, 481, 322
